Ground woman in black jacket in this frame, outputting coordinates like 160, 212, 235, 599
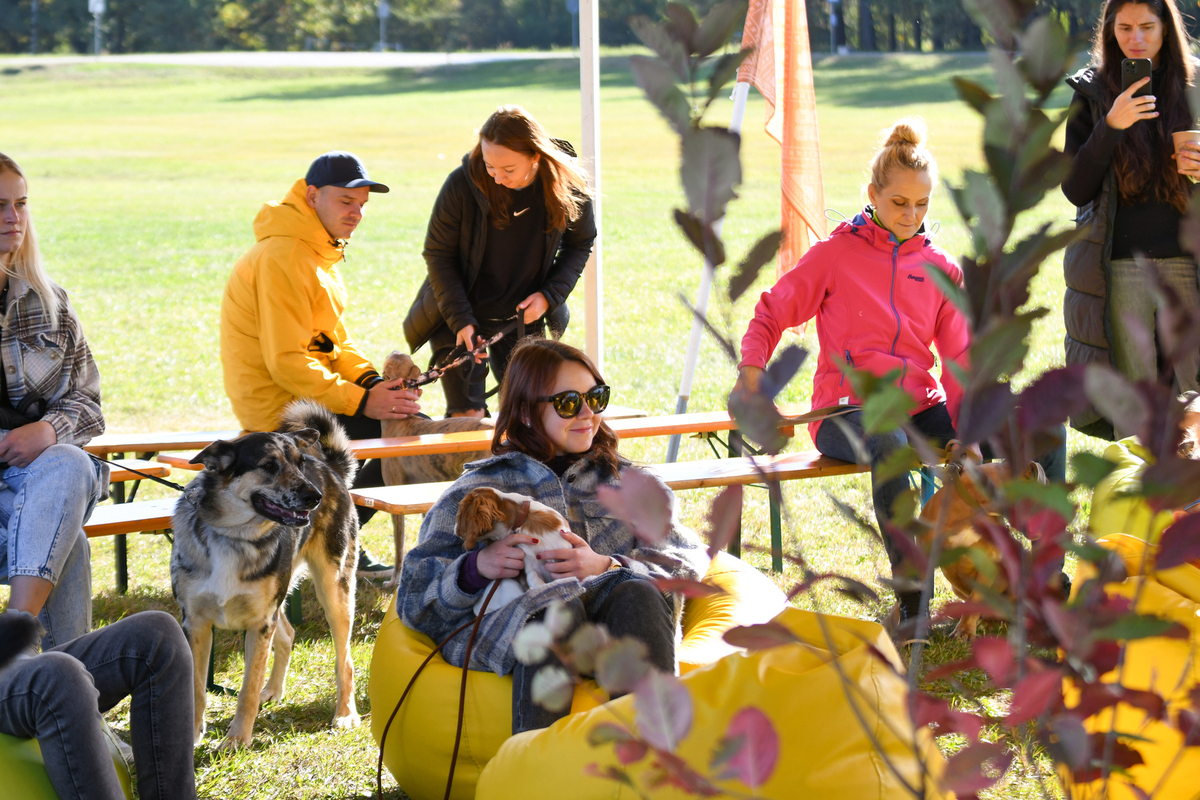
404, 105, 597, 416
1062, 0, 1200, 438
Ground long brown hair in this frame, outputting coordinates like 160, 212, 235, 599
492, 338, 620, 475
1093, 0, 1195, 211
0, 154, 61, 329
468, 105, 593, 232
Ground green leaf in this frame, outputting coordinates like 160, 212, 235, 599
673, 208, 726, 266
963, 0, 1021, 47
706, 49, 751, 107
1017, 14, 1070, 95
874, 445, 920, 485
729, 229, 781, 301
680, 126, 742, 224
1071, 453, 1118, 489
531, 665, 574, 712
1004, 479, 1075, 520
988, 45, 1029, 132
1094, 614, 1186, 642
958, 170, 1009, 257
630, 55, 692, 136
1084, 365, 1149, 438
629, 15, 690, 81
862, 383, 916, 434
968, 314, 1037, 387
588, 721, 634, 746
923, 261, 972, 322
728, 383, 787, 455
693, 0, 747, 58
953, 77, 996, 115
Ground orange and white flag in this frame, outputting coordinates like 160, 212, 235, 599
739, 0, 827, 279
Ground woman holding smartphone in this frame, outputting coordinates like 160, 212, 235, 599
1063, 0, 1200, 438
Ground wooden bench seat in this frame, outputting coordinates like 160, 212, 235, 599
352, 451, 869, 571
84, 497, 176, 538
85, 430, 241, 457
108, 459, 172, 484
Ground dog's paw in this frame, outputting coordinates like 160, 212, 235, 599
259, 685, 285, 704
193, 721, 206, 746
218, 731, 252, 751
333, 711, 361, 730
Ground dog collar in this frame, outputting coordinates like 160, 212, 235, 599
513, 499, 531, 531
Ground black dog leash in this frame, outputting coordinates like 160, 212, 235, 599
396, 313, 525, 390
87, 451, 191, 496
376, 499, 531, 800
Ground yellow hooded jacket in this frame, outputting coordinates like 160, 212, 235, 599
221, 179, 380, 432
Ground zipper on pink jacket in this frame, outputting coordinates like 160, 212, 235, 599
887, 239, 909, 385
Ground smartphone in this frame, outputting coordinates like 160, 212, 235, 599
1122, 58, 1153, 97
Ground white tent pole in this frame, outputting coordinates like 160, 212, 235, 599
665, 80, 750, 463
579, 0, 603, 372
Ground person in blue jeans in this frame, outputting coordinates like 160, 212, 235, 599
0, 154, 108, 649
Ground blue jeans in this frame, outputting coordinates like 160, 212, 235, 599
0, 445, 106, 648
0, 611, 196, 800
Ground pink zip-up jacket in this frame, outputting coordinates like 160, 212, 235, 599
739, 209, 971, 441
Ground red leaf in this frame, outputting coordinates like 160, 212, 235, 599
713, 707, 779, 788
615, 739, 649, 765
1048, 713, 1089, 771
1154, 512, 1200, 570
937, 600, 1006, 621
722, 622, 800, 652
914, 694, 983, 741
941, 741, 1013, 795
596, 467, 672, 545
976, 517, 1023, 585
882, 522, 929, 575
651, 578, 727, 598
1007, 668, 1063, 726
1178, 708, 1200, 744
926, 655, 980, 682
1068, 683, 1124, 720
706, 485, 743, 558
1012, 503, 1068, 542
973, 637, 1015, 687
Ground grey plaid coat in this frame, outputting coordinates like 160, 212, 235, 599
0, 278, 104, 446
397, 451, 709, 676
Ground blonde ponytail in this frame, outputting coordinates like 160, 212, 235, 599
0, 154, 61, 330
868, 117, 938, 191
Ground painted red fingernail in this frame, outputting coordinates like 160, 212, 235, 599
532, 538, 539, 544
536, 554, 542, 559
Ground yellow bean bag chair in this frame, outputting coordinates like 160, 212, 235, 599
476, 604, 944, 800
1089, 437, 1174, 544
0, 731, 133, 800
1066, 534, 1200, 800
369, 551, 788, 800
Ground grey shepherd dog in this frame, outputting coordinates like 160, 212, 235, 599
170, 399, 360, 750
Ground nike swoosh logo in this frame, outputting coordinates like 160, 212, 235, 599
513, 208, 529, 217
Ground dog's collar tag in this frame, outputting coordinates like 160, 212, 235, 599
513, 499, 531, 532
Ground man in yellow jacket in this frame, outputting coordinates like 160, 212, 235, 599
221, 151, 420, 577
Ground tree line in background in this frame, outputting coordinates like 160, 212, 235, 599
0, 0, 1195, 62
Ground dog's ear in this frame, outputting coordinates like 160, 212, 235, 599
191, 439, 239, 473
1021, 461, 1047, 486
288, 427, 320, 451
383, 351, 420, 382
455, 487, 507, 550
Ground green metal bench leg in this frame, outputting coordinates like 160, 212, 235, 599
286, 584, 303, 627
770, 486, 783, 573
726, 430, 743, 558
109, 457, 129, 594
206, 629, 236, 696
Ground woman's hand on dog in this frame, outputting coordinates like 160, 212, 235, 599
363, 380, 422, 420
0, 421, 56, 468
536, 531, 612, 580
477, 532, 541, 580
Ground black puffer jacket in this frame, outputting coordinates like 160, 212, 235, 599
404, 152, 597, 351
1062, 67, 1120, 441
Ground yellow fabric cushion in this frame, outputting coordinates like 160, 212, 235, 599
1066, 534, 1200, 800
1089, 438, 1175, 544
0, 731, 133, 799
476, 605, 945, 800
369, 552, 788, 800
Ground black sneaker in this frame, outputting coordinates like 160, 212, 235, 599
356, 546, 394, 580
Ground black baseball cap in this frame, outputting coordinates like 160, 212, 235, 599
305, 151, 390, 193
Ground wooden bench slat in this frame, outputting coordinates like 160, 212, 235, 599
108, 458, 172, 483
85, 498, 177, 538
349, 452, 869, 516
85, 430, 241, 456
157, 453, 203, 471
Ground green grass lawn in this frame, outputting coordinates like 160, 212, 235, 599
0, 52, 1090, 798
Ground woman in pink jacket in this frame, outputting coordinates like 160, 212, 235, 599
736, 119, 969, 625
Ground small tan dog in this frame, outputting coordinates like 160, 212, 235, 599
454, 487, 574, 615
379, 351, 494, 586
918, 459, 1045, 640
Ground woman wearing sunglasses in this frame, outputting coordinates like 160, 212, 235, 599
397, 338, 708, 734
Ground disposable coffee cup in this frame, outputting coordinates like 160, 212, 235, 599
1172, 129, 1200, 156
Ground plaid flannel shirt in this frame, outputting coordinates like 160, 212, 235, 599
0, 278, 104, 447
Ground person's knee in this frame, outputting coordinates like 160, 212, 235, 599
128, 611, 190, 666
867, 428, 908, 462
29, 445, 95, 489
27, 652, 97, 720
607, 579, 664, 610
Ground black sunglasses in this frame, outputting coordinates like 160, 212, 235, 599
536, 385, 611, 419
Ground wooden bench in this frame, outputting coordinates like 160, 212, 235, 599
352, 451, 870, 572
107, 459, 171, 484
85, 498, 176, 538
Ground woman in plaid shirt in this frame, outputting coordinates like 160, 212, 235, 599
0, 153, 107, 649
